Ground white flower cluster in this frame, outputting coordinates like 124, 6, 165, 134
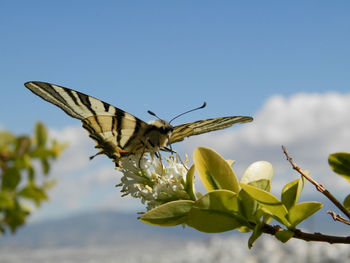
118, 154, 190, 210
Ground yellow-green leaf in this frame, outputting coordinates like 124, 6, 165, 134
275, 229, 294, 243
140, 200, 194, 226
185, 165, 196, 200
193, 147, 239, 193
248, 179, 271, 192
18, 185, 48, 206
240, 183, 290, 227
288, 202, 323, 227
238, 188, 257, 221
281, 177, 305, 210
2, 167, 21, 191
35, 122, 48, 147
187, 190, 244, 233
0, 131, 15, 148
0, 192, 14, 209
248, 223, 263, 249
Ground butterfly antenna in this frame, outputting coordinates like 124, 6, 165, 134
169, 102, 207, 124
147, 110, 162, 120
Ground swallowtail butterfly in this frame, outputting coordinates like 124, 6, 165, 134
24, 81, 253, 167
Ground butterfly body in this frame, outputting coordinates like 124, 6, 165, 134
24, 81, 253, 167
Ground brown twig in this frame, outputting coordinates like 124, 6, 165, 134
262, 223, 350, 244
328, 211, 350, 226
281, 145, 350, 220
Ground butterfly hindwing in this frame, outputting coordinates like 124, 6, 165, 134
170, 116, 253, 144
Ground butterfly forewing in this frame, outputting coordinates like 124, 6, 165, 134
170, 116, 253, 144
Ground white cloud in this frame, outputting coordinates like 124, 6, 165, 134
179, 92, 350, 198
30, 92, 350, 222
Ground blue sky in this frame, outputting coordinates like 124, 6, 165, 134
2, 1, 350, 223
2, 1, 350, 132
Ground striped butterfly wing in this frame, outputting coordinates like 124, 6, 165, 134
169, 116, 253, 144
24, 81, 148, 165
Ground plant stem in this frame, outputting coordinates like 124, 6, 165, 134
282, 145, 350, 220
262, 223, 350, 244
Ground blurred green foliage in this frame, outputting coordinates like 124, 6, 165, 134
0, 123, 65, 234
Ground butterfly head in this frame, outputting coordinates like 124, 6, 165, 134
148, 119, 174, 135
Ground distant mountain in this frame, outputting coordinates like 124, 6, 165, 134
0, 211, 209, 249
1, 210, 349, 263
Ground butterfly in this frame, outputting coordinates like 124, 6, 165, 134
24, 81, 253, 167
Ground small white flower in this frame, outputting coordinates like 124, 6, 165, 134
118, 154, 190, 210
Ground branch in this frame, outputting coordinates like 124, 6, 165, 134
282, 145, 350, 220
328, 211, 350, 226
262, 223, 350, 244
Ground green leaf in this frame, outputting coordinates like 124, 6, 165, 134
187, 190, 245, 233
238, 188, 257, 221
275, 229, 294, 243
35, 122, 48, 147
1, 167, 21, 191
185, 165, 196, 200
141, 200, 194, 226
248, 223, 263, 249
281, 177, 305, 210
248, 179, 271, 192
0, 192, 14, 209
18, 185, 48, 206
14, 137, 31, 156
328, 153, 350, 182
344, 194, 350, 210
41, 158, 50, 174
240, 183, 290, 227
193, 147, 239, 193
0, 131, 15, 148
4, 204, 29, 233
241, 161, 273, 186
288, 202, 323, 227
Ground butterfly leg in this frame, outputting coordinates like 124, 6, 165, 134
137, 143, 148, 168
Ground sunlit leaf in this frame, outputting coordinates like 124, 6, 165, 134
240, 183, 290, 227
238, 188, 257, 221
0, 131, 15, 148
248, 223, 263, 249
288, 202, 323, 227
0, 192, 14, 209
18, 185, 48, 206
193, 147, 239, 193
187, 190, 245, 233
281, 177, 305, 210
141, 200, 194, 226
185, 165, 196, 200
248, 179, 271, 192
35, 122, 48, 147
